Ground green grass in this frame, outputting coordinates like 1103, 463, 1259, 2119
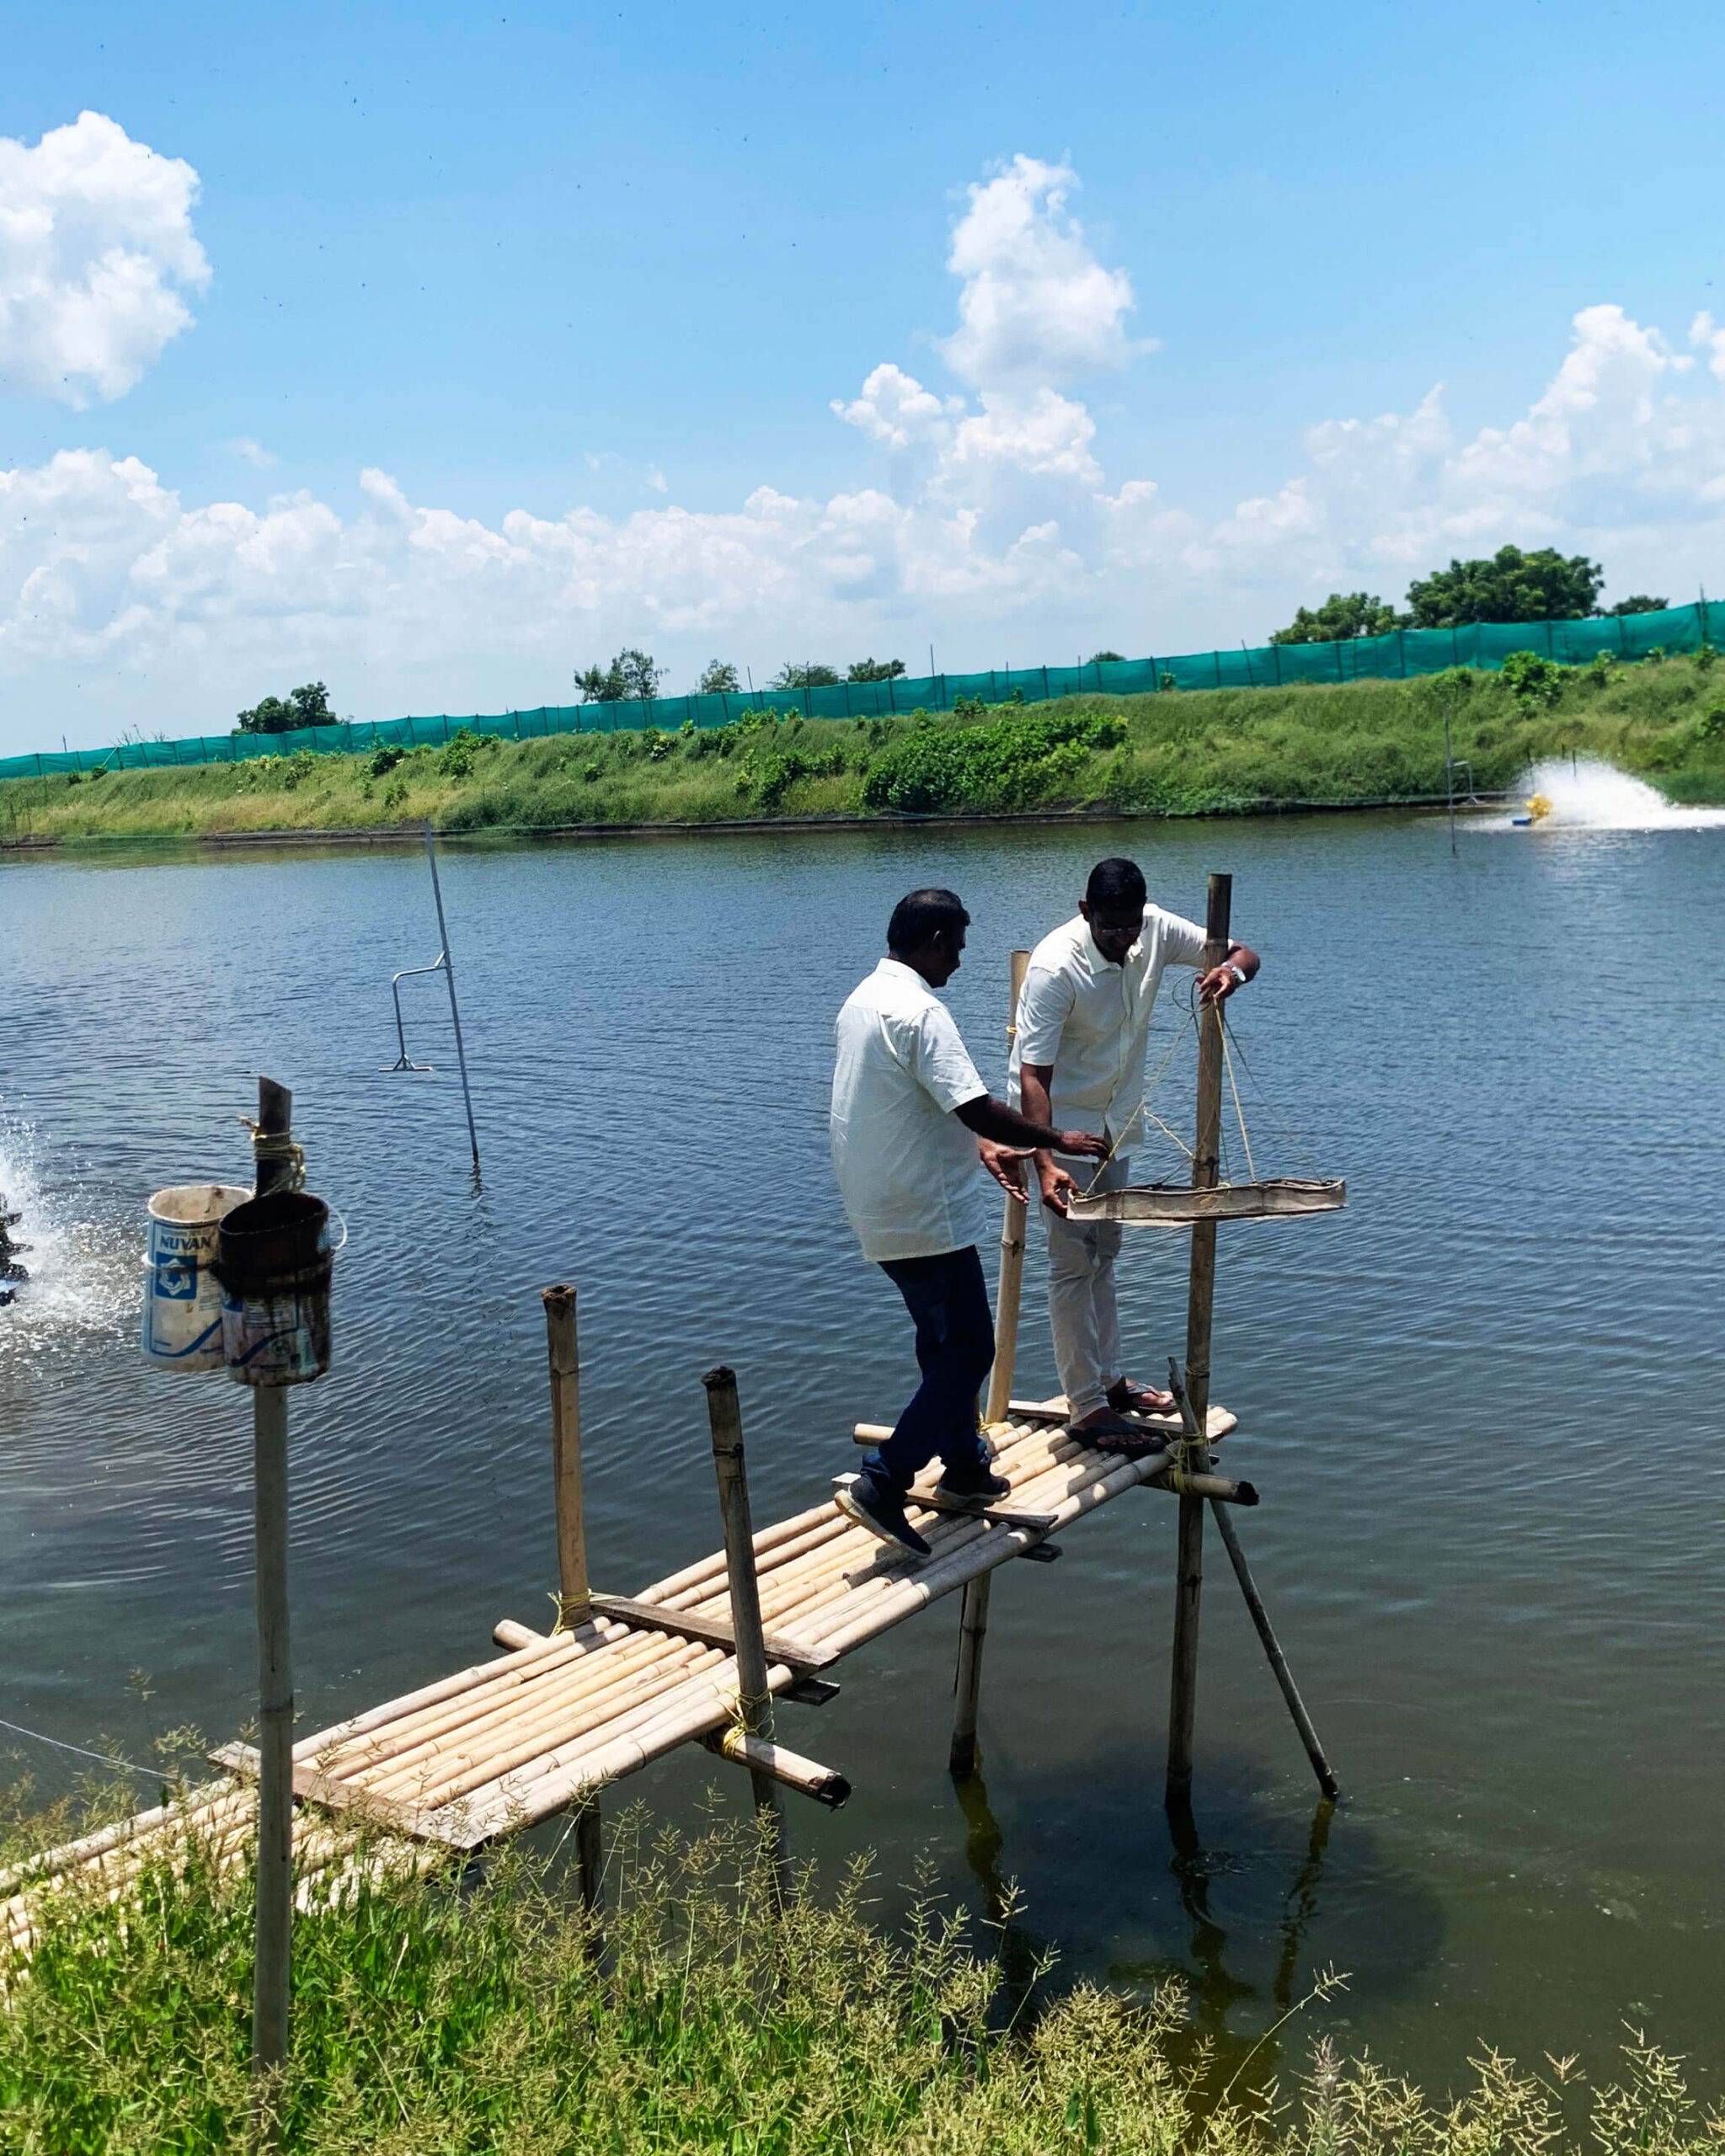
7, 652, 1725, 845
2, 1793, 1718, 2156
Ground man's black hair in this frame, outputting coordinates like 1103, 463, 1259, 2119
1085, 857, 1147, 910
888, 887, 970, 952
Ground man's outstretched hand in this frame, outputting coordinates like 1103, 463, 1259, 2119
976, 1139, 1032, 1202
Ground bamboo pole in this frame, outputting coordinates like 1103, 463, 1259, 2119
542, 1285, 590, 1630
948, 949, 1033, 1776
703, 1366, 790, 1896
1164, 1364, 1337, 1800
1166, 878, 1230, 1818
1210, 1501, 1338, 1801
249, 1076, 296, 2151
541, 1281, 601, 1912
983, 947, 1033, 1430
700, 1727, 851, 1809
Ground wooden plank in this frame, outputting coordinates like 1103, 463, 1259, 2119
211, 1743, 463, 1848
586, 1593, 839, 1675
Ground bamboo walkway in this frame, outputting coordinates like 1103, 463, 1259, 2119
3, 1398, 1240, 1957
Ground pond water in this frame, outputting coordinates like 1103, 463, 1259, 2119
3, 807, 1722, 2095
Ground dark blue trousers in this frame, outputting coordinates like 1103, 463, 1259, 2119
862, 1244, 995, 1492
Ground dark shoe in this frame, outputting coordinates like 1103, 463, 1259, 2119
1072, 1412, 1171, 1459
836, 1474, 932, 1557
935, 1458, 1012, 1504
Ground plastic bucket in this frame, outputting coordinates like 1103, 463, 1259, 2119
142, 1184, 251, 1372
216, 1191, 334, 1387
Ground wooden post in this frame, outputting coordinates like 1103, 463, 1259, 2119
702, 1366, 790, 1899
1166, 875, 1231, 1817
249, 1077, 295, 2150
542, 1283, 600, 1915
542, 1286, 590, 1630
951, 948, 1032, 1777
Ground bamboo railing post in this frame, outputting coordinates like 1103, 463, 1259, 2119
983, 945, 1033, 1430
950, 948, 1032, 1778
542, 1283, 600, 1913
702, 1366, 790, 1900
249, 1077, 296, 2151
542, 1285, 590, 1630
1166, 876, 1231, 1818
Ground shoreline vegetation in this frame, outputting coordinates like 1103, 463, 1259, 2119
2, 1796, 1717, 2154
5, 652, 1725, 851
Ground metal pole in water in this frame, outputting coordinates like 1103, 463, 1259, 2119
422, 822, 481, 1181
1444, 696, 1458, 857
249, 1078, 296, 2151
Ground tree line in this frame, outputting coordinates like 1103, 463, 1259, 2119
224, 548, 1680, 735
1270, 547, 1669, 645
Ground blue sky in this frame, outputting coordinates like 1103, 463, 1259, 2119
2, 0, 1722, 750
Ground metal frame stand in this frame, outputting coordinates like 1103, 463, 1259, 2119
381, 823, 482, 1180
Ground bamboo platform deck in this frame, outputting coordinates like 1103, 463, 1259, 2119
3, 1399, 1240, 1956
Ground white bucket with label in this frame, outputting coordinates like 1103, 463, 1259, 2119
141, 1184, 251, 1372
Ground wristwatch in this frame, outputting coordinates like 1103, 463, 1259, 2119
1226, 963, 1247, 987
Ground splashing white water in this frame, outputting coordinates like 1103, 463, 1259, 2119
0, 1119, 136, 1363
1491, 756, 1725, 832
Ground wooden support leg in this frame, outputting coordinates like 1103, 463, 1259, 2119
703, 1366, 791, 1906
1166, 873, 1231, 1820
1209, 1500, 1339, 1801
949, 1572, 992, 1776
952, 949, 1028, 1780
574, 1800, 603, 1924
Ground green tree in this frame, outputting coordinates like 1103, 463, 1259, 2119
770, 662, 841, 689
1605, 594, 1669, 616
576, 648, 662, 702
235, 681, 335, 734
846, 657, 906, 682
1087, 650, 1126, 664
1405, 546, 1603, 627
1269, 594, 1407, 645
697, 660, 740, 694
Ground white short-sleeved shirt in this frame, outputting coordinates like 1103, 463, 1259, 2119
830, 958, 991, 1263
1007, 908, 1209, 1138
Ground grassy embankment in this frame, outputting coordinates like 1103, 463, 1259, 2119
1, 1792, 1715, 2155
6, 649, 1725, 845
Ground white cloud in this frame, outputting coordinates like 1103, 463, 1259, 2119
224, 436, 279, 469
941, 155, 1138, 388
5, 152, 1725, 750
832, 362, 964, 450
0, 112, 210, 408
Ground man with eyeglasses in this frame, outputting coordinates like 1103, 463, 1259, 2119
1010, 857, 1259, 1452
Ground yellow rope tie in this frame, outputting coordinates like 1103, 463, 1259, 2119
240, 1119, 306, 1193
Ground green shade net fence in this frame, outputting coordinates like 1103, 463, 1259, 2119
3, 600, 1714, 782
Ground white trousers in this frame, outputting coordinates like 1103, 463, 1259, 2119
1044, 1151, 1130, 1421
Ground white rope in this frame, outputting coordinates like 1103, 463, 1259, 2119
0, 1713, 157, 1780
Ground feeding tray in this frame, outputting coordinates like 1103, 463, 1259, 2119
1066, 1177, 1346, 1226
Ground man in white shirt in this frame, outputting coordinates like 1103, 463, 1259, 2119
1011, 857, 1259, 1450
830, 887, 1109, 1556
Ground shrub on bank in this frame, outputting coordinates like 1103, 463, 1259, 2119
862, 707, 1128, 813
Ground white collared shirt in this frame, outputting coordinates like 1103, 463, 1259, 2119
830, 958, 991, 1263
1008, 908, 1209, 1138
